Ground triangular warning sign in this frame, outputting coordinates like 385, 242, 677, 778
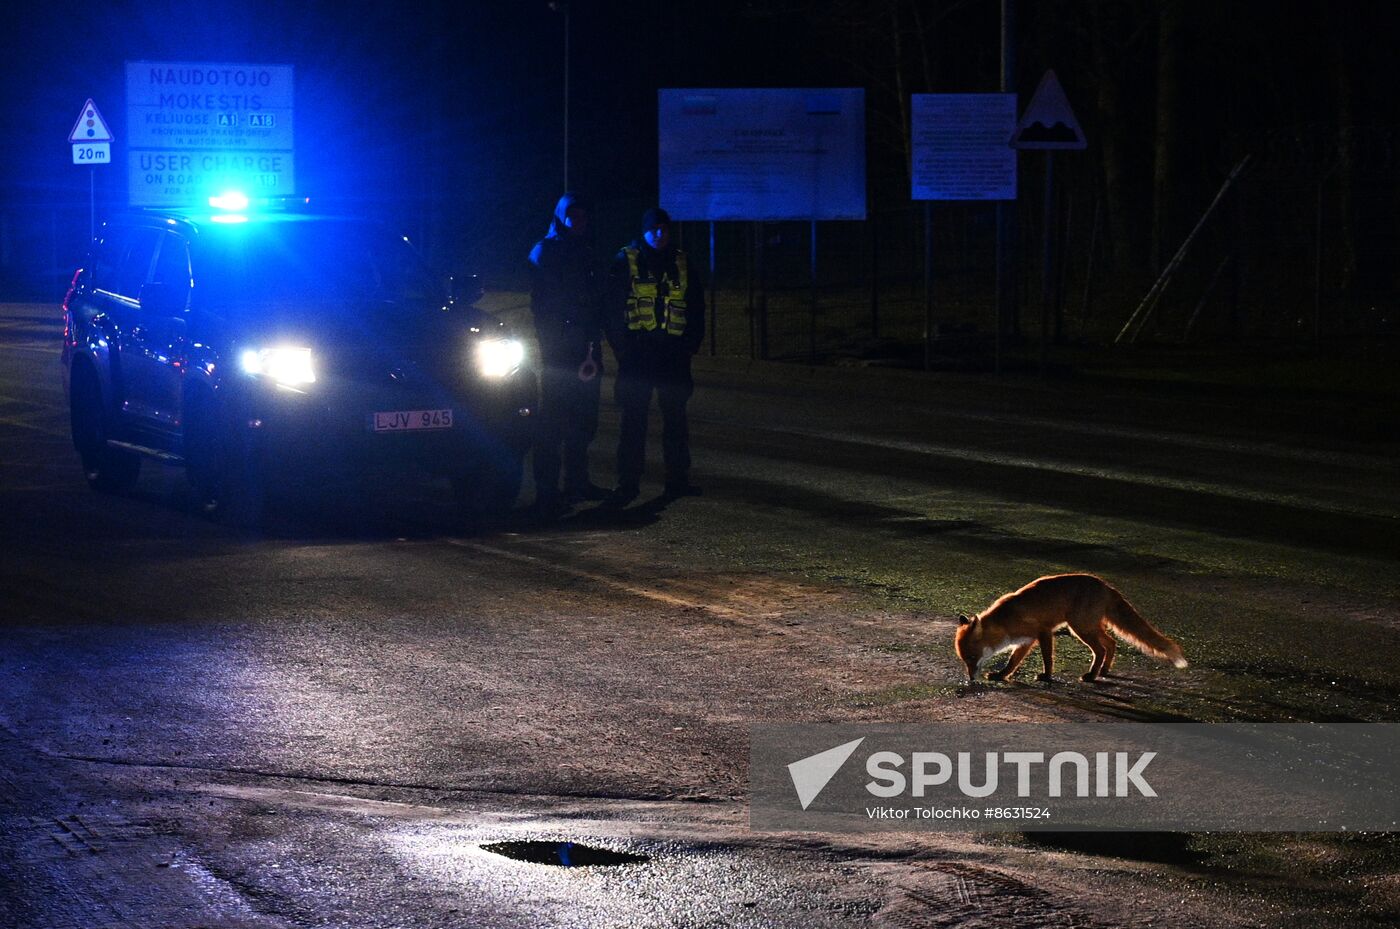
1012, 71, 1085, 150
68, 99, 113, 143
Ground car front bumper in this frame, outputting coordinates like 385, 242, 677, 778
235, 369, 535, 484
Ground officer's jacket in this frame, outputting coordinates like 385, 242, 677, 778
528, 208, 601, 364
606, 239, 705, 357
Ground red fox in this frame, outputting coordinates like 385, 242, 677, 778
954, 574, 1188, 683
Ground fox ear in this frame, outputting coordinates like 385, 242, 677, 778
957, 613, 973, 626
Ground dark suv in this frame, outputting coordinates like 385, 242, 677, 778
61, 204, 535, 524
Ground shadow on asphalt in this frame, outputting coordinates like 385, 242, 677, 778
231, 482, 674, 542
1021, 831, 1207, 866
703, 428, 1400, 560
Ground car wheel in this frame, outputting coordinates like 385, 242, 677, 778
70, 367, 141, 493
185, 389, 264, 528
452, 447, 525, 520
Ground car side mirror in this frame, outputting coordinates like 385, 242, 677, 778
138, 281, 189, 316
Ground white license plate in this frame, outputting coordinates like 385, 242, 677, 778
369, 409, 454, 432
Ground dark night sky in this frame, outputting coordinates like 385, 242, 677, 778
0, 1, 822, 277
1, 1, 1395, 295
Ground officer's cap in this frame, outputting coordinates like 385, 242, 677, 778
641, 207, 672, 231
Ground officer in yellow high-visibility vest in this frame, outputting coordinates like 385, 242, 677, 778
604, 208, 705, 506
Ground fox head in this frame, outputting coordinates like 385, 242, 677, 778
954, 613, 988, 681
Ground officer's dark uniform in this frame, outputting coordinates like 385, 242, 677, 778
605, 208, 705, 502
528, 193, 605, 511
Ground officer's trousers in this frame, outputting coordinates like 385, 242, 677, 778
615, 352, 692, 489
533, 362, 601, 502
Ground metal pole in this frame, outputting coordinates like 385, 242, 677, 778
709, 220, 717, 356
1001, 0, 1016, 108
89, 167, 95, 243
923, 202, 934, 371
757, 223, 769, 360
563, 5, 570, 190
809, 220, 818, 364
1039, 152, 1054, 377
1314, 179, 1324, 344
49, 209, 59, 294
747, 222, 756, 359
1054, 193, 1071, 343
548, 2, 571, 189
870, 205, 879, 338
1080, 194, 1102, 328
995, 0, 1016, 376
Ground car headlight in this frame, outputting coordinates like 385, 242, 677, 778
476, 338, 524, 378
240, 346, 316, 386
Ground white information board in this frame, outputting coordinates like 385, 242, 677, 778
659, 88, 866, 221
126, 61, 295, 206
911, 94, 1017, 201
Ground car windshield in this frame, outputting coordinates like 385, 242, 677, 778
191, 217, 443, 310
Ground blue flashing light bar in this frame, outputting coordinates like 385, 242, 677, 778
209, 191, 250, 211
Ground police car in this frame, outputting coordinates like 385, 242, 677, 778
61, 195, 534, 525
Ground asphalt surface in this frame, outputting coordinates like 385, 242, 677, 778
2, 301, 1399, 927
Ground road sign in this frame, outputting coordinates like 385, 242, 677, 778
911, 94, 1017, 201
125, 61, 295, 206
1011, 70, 1086, 150
72, 143, 111, 165
68, 99, 113, 143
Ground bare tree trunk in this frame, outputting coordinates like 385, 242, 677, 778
1090, 4, 1140, 272
890, 1, 912, 177
1330, 17, 1360, 310
1151, 0, 1186, 274
909, 0, 935, 92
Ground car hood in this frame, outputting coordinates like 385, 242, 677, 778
217, 299, 499, 346
209, 300, 514, 387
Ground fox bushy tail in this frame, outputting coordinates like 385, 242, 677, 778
1106, 596, 1188, 668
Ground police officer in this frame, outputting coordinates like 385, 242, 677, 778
528, 192, 608, 517
605, 207, 705, 505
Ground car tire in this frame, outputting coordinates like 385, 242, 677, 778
70, 366, 141, 493
185, 389, 264, 528
452, 447, 525, 520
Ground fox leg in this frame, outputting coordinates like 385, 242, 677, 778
1082, 631, 1111, 682
1100, 635, 1117, 676
988, 641, 1037, 681
1036, 632, 1056, 681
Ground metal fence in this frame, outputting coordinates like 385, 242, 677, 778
667, 128, 1398, 363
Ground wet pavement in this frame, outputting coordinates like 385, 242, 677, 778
2, 302, 1399, 927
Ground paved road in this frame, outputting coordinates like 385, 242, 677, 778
2, 302, 1398, 927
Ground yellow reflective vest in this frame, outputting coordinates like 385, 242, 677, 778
623, 246, 688, 337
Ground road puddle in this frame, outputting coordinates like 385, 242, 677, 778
478, 840, 649, 867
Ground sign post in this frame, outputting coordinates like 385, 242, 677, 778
660, 88, 866, 361
910, 93, 1018, 370
1011, 70, 1087, 376
68, 99, 114, 242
